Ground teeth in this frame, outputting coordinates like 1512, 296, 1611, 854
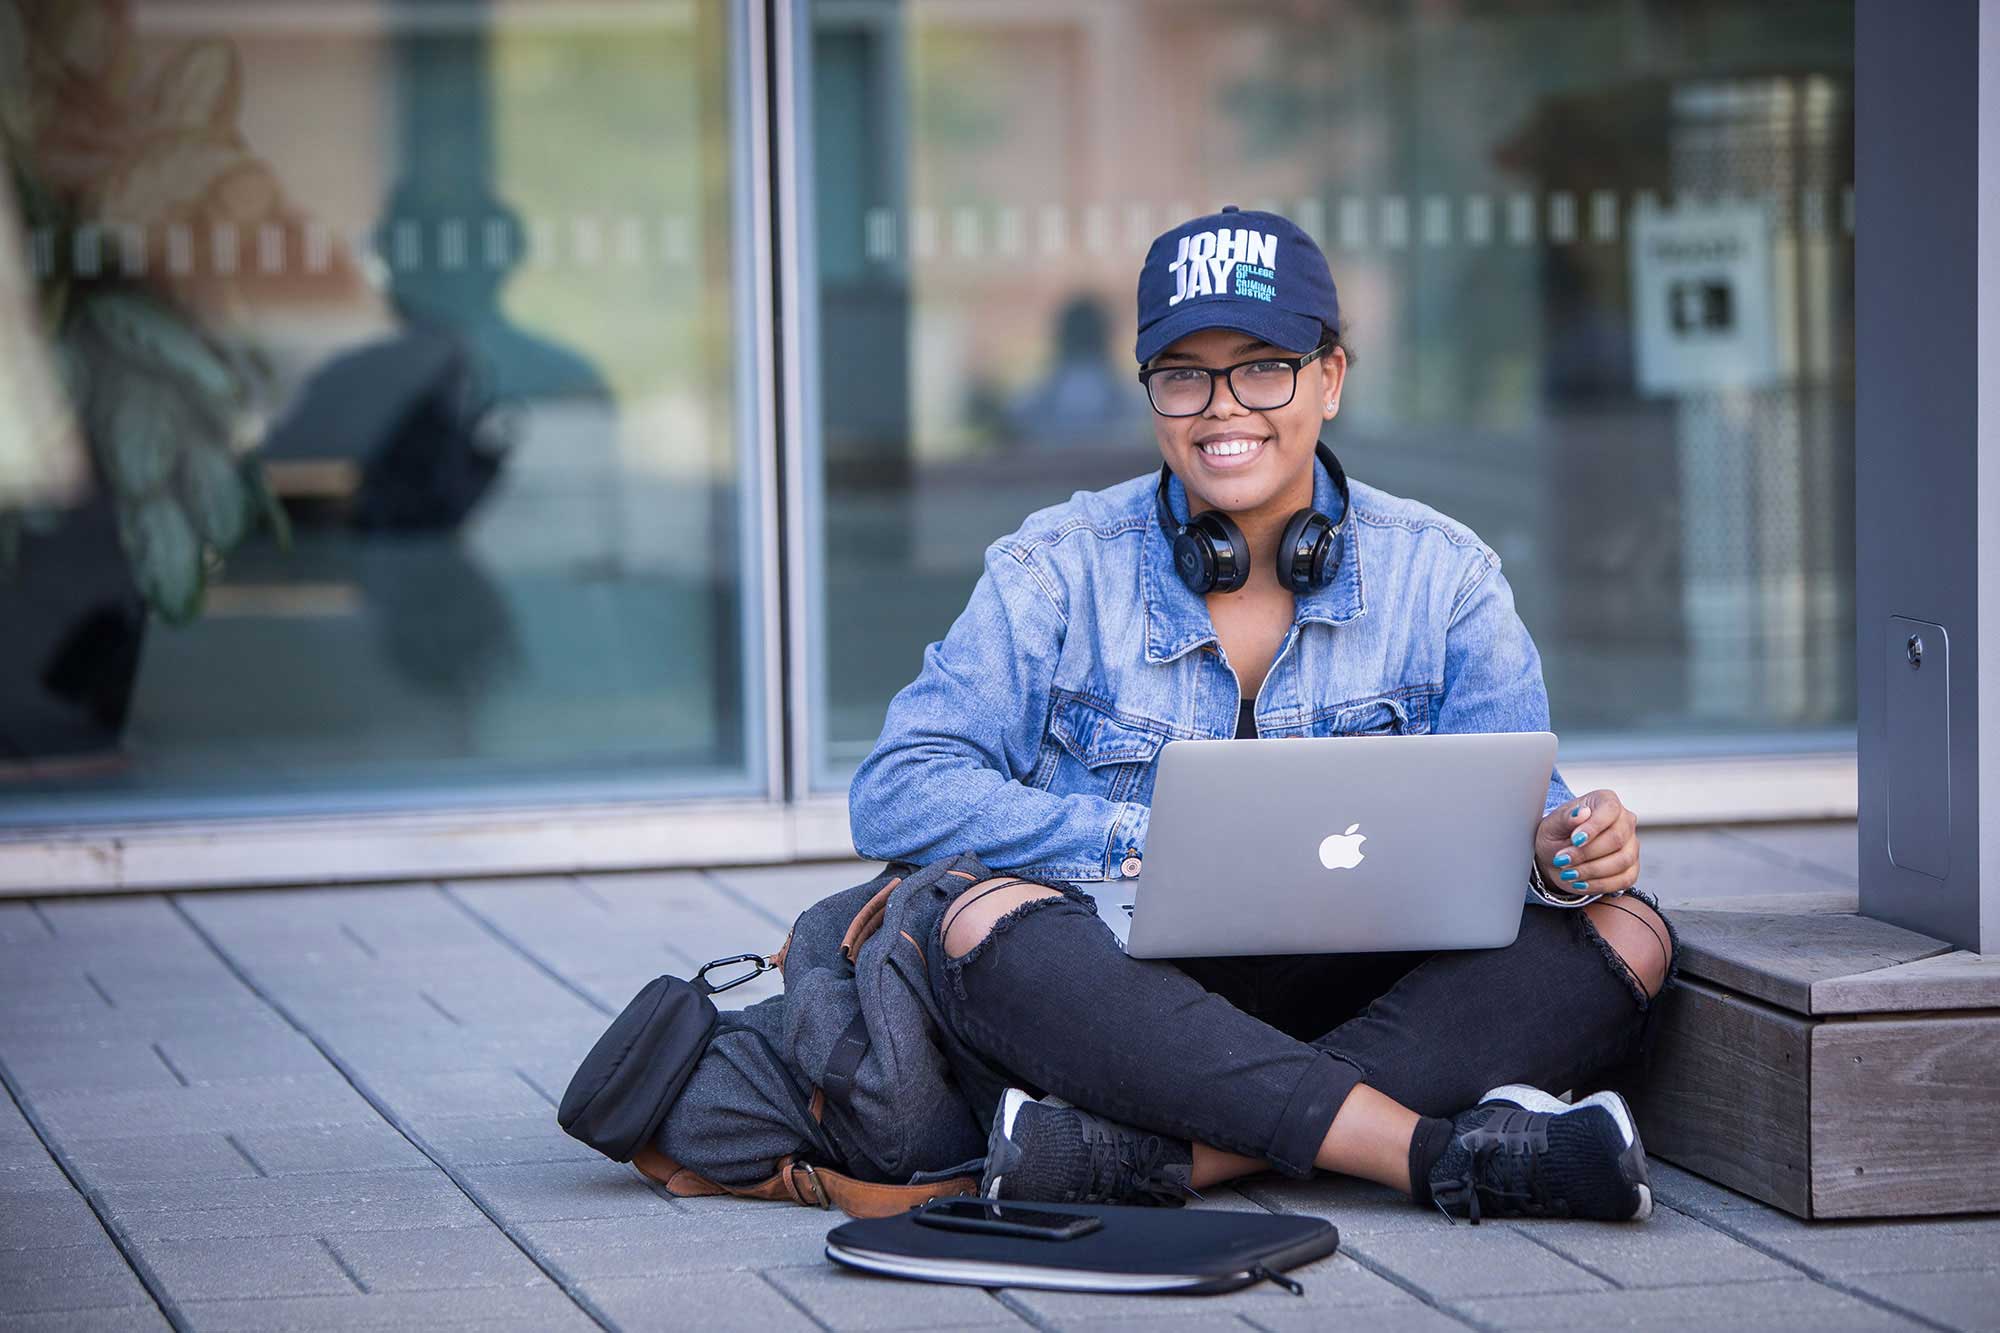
1200, 439, 1261, 457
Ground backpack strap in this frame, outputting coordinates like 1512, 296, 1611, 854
631, 1146, 976, 1218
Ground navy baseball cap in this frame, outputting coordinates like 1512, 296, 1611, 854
1134, 205, 1341, 364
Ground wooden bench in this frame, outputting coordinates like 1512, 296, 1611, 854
1628, 894, 2000, 1219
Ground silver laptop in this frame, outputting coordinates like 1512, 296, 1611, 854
1089, 731, 1559, 958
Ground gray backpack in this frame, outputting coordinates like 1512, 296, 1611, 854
565, 852, 996, 1216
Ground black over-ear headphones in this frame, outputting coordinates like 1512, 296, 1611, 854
1153, 441, 1351, 596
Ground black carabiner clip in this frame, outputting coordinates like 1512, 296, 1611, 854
696, 952, 776, 995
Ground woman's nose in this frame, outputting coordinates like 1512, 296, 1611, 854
1204, 374, 1249, 417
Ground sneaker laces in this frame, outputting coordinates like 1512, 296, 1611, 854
1081, 1128, 1185, 1205
1433, 1107, 1559, 1226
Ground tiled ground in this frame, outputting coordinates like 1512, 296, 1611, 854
2, 821, 1995, 1332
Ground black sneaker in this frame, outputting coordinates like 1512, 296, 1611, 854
1428, 1084, 1652, 1224
980, 1088, 1194, 1206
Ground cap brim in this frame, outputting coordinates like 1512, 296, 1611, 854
1134, 300, 1323, 365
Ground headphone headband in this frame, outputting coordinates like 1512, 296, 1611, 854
1154, 442, 1350, 596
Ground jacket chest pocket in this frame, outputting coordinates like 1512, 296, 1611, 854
1036, 695, 1171, 805
1320, 688, 1433, 737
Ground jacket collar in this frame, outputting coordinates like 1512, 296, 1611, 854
1142, 455, 1367, 665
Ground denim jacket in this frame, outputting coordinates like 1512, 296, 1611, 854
849, 460, 1578, 888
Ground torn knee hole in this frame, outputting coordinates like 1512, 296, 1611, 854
1582, 897, 1674, 999
941, 880, 1064, 961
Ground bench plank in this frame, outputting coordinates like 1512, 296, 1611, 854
1811, 1014, 2000, 1217
1668, 909, 1951, 1014
1628, 978, 1813, 1216
1811, 950, 2000, 1015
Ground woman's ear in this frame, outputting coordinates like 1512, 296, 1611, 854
1321, 345, 1347, 417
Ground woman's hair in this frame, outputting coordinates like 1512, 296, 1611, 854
1324, 321, 1356, 369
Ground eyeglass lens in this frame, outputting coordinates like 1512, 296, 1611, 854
1147, 360, 1298, 417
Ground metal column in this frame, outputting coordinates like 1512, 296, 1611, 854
1855, 0, 2000, 953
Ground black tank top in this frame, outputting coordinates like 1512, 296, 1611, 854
1237, 698, 1258, 739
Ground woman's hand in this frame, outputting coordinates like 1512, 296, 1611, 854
1534, 788, 1640, 897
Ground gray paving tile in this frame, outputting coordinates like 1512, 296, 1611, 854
1459, 1276, 1928, 1331
0, 1002, 294, 1051
320, 1225, 552, 1293
0, 1243, 152, 1316
1342, 1226, 1611, 1300
1004, 1252, 1408, 1323
1713, 822, 1859, 886
227, 1121, 434, 1176
449, 871, 788, 986
352, 1068, 554, 1121
1039, 1314, 1256, 1333
174, 1284, 598, 1331
0, 1149, 71, 1195
0, 901, 57, 947
1701, 1212, 2000, 1279
704, 860, 879, 930
1512, 1205, 1797, 1288
139, 1233, 359, 1302
0, 1308, 172, 1332
0, 1187, 114, 1251
100, 1170, 490, 1240
582, 1269, 822, 1333
459, 1159, 680, 1223
1237, 1175, 1445, 1234
0, 1043, 201, 1098
1645, 1161, 1777, 1213
62, 1133, 264, 1186
753, 1261, 1027, 1330
1241, 1303, 1465, 1333
513, 1212, 831, 1278
27, 1074, 382, 1140
406, 1112, 601, 1168
1635, 828, 1850, 904
1844, 1268, 2000, 1332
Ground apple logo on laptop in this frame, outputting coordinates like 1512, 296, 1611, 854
1318, 823, 1367, 870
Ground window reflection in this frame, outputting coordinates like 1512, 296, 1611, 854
1, 0, 757, 818
807, 0, 1856, 785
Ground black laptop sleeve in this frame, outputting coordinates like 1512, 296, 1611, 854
825, 1202, 1338, 1295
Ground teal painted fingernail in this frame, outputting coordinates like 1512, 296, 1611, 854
1561, 868, 1580, 881
1554, 852, 1571, 867
1571, 830, 1589, 847
1576, 882, 1589, 892
1571, 806, 1583, 818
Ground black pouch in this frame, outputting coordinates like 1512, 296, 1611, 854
558, 954, 772, 1162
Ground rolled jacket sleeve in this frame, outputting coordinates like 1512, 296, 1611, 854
848, 543, 1142, 880
1432, 552, 1588, 905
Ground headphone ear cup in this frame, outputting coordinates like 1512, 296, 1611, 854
1192, 510, 1250, 593
1173, 530, 1217, 594
1277, 509, 1336, 594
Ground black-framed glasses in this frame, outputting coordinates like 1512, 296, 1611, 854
1137, 341, 1330, 418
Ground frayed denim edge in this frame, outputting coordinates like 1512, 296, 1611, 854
937, 888, 1078, 1002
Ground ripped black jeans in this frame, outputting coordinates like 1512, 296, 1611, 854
916, 877, 1678, 1179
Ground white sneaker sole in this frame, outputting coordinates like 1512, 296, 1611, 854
1479, 1083, 1653, 1222
983, 1087, 1035, 1199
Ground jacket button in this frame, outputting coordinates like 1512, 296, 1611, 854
1120, 855, 1143, 878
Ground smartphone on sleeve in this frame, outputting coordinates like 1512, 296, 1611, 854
913, 1198, 1104, 1241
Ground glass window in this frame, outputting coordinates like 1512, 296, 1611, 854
800, 0, 1856, 788
1, 0, 765, 821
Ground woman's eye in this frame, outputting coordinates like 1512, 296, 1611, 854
1161, 369, 1207, 386
1245, 361, 1288, 375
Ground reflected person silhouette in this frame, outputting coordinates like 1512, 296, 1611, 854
262, 177, 617, 702
1001, 294, 1145, 450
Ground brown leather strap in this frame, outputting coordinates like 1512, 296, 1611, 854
839, 876, 904, 963
632, 1146, 976, 1218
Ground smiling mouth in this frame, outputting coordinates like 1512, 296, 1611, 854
1195, 436, 1267, 467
